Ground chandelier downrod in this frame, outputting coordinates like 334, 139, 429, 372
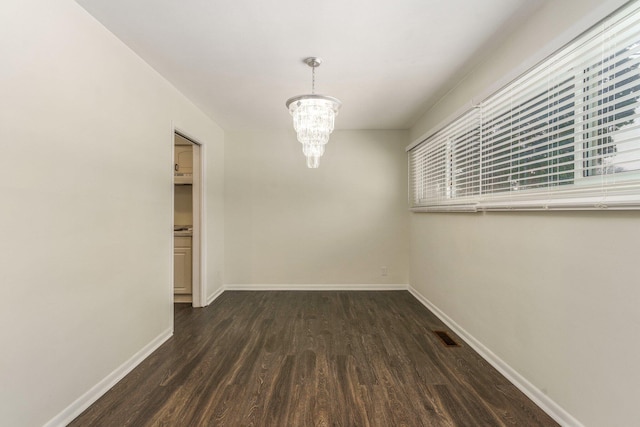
304, 57, 321, 94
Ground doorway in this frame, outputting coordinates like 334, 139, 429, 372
173, 131, 203, 307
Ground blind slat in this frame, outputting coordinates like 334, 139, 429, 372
409, 1, 640, 210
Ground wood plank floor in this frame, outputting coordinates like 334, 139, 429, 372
69, 291, 558, 426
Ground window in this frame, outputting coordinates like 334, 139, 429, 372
408, 1, 640, 211
409, 109, 480, 209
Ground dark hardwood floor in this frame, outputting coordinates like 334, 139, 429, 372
69, 291, 558, 426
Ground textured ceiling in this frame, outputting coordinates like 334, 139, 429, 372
76, 0, 544, 131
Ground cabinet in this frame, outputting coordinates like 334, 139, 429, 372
174, 236, 192, 295
174, 145, 193, 184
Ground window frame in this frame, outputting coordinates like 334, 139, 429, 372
408, 0, 640, 212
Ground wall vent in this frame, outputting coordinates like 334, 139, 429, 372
433, 330, 460, 347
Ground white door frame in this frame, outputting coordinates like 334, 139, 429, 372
173, 128, 206, 308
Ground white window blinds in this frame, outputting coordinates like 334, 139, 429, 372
409, 108, 481, 210
408, 1, 640, 211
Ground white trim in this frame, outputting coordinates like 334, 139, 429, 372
191, 139, 202, 307
224, 284, 409, 291
174, 294, 193, 303
43, 328, 172, 427
408, 0, 640, 213
44, 286, 575, 425
407, 285, 583, 427
206, 286, 225, 305
173, 126, 208, 308
195, 140, 207, 308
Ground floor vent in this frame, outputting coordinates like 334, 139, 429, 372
433, 330, 460, 347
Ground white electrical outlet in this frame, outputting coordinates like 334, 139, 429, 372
381, 266, 388, 277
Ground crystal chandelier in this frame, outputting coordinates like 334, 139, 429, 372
286, 57, 342, 168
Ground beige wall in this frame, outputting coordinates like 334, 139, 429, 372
225, 129, 409, 286
0, 0, 224, 425
408, 0, 639, 426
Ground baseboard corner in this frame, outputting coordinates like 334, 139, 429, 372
206, 286, 225, 305
407, 284, 583, 427
43, 328, 173, 427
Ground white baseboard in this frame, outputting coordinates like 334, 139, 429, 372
223, 283, 409, 291
174, 294, 192, 303
407, 285, 582, 427
43, 328, 173, 427
48, 286, 570, 427
206, 286, 225, 305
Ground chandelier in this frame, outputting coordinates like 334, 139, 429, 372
286, 57, 342, 168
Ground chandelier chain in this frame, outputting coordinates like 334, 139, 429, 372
311, 65, 316, 94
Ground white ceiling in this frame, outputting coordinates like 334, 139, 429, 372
76, 0, 545, 131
